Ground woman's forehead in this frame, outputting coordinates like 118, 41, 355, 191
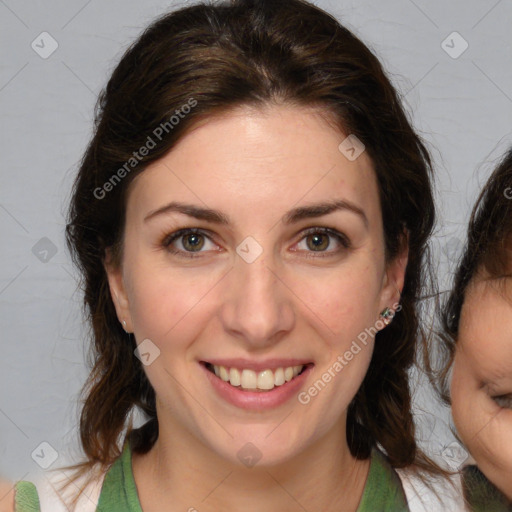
126, 105, 378, 222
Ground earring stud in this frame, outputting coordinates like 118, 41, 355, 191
122, 320, 128, 332
380, 307, 394, 325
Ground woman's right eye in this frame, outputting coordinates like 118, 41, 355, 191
162, 228, 218, 257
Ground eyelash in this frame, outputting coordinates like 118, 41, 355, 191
161, 227, 351, 259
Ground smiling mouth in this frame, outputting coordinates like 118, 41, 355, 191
203, 362, 313, 392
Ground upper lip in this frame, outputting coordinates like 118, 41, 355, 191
202, 358, 313, 372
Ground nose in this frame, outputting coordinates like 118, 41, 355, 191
219, 254, 295, 348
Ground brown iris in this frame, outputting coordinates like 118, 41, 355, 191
182, 233, 205, 252
306, 233, 329, 251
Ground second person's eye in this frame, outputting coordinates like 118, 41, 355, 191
492, 393, 512, 409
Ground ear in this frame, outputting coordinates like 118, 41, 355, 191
104, 247, 133, 332
379, 230, 409, 314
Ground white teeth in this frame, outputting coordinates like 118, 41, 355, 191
240, 369, 257, 389
274, 367, 285, 386
219, 366, 230, 382
257, 369, 275, 390
229, 367, 241, 386
211, 364, 306, 391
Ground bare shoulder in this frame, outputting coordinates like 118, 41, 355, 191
0, 478, 15, 512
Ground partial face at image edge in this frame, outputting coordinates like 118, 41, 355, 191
451, 276, 512, 501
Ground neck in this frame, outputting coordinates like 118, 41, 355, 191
132, 413, 370, 512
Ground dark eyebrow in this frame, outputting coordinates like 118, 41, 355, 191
144, 199, 368, 228
282, 199, 368, 228
144, 201, 230, 224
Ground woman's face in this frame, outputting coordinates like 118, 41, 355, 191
451, 278, 512, 499
106, 105, 405, 467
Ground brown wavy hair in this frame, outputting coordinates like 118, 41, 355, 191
432, 148, 512, 403
61, 0, 441, 503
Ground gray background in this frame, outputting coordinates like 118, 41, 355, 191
0, 0, 511, 485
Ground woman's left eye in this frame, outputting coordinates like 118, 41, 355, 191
294, 228, 350, 256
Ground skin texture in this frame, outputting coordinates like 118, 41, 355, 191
105, 104, 406, 512
0, 478, 14, 512
451, 278, 512, 501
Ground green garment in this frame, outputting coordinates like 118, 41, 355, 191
14, 440, 408, 511
462, 464, 512, 512
12, 481, 40, 512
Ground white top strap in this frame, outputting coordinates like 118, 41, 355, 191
32, 467, 105, 512
396, 467, 467, 512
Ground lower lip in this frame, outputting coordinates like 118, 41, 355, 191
201, 363, 314, 411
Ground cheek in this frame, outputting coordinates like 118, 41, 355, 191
451, 359, 483, 441
468, 409, 512, 486
290, 261, 383, 336
291, 265, 380, 397
126, 260, 223, 346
